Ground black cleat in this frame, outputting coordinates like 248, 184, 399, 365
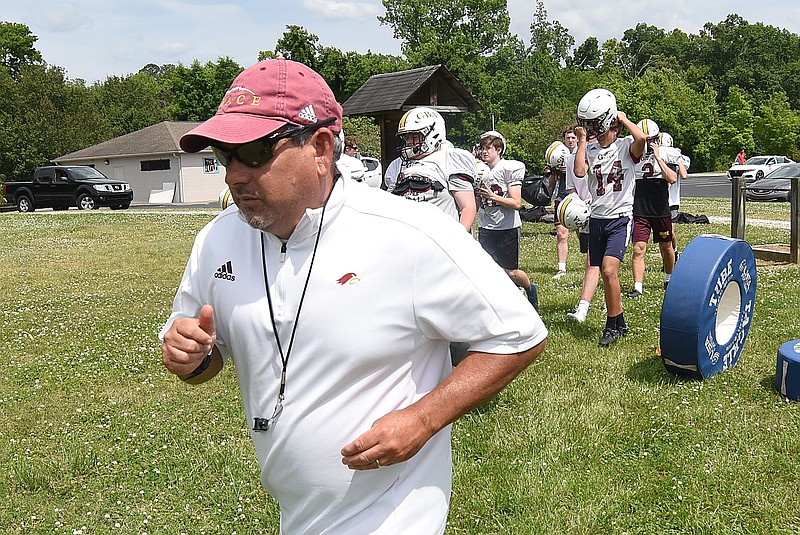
600, 324, 628, 346
627, 289, 643, 299
599, 328, 622, 346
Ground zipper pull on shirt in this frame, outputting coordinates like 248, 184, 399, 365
279, 241, 287, 263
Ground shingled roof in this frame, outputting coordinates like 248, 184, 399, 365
342, 64, 481, 116
57, 121, 203, 160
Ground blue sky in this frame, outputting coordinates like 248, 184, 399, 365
2, 0, 799, 83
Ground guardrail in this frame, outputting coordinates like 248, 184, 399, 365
731, 176, 799, 263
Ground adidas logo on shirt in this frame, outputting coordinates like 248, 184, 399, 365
298, 105, 317, 123
214, 260, 235, 281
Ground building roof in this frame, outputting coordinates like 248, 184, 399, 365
342, 64, 481, 116
57, 121, 203, 160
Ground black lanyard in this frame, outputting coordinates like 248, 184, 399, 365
252, 185, 332, 432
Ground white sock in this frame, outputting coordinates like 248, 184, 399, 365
634, 281, 643, 293
557, 262, 566, 272
664, 273, 671, 283
577, 300, 590, 313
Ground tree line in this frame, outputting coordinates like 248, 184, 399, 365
2, 1, 800, 184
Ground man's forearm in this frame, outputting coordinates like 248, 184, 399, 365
488, 195, 521, 211
574, 145, 587, 177
408, 342, 545, 436
657, 157, 677, 184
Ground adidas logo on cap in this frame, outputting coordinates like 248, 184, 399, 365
298, 105, 317, 123
214, 260, 236, 281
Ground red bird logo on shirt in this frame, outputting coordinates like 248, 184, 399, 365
336, 273, 361, 285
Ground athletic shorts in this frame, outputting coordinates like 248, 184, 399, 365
632, 216, 673, 244
579, 230, 590, 254
479, 227, 520, 271
588, 216, 632, 267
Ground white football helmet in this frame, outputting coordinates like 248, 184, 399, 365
556, 193, 589, 230
546, 141, 569, 169
397, 107, 446, 160
637, 119, 660, 140
659, 132, 674, 147
576, 89, 618, 138
479, 130, 507, 156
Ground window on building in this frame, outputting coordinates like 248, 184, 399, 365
140, 159, 171, 171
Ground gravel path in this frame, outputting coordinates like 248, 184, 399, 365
707, 215, 791, 229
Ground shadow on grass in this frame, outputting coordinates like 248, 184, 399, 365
759, 373, 781, 395
537, 305, 600, 341
520, 222, 554, 238
626, 353, 684, 386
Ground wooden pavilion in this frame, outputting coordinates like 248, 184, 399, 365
342, 64, 481, 175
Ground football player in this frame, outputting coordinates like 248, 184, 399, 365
659, 132, 691, 259
574, 89, 646, 346
476, 130, 539, 311
565, 131, 600, 324
552, 125, 578, 279
384, 107, 477, 232
627, 119, 679, 298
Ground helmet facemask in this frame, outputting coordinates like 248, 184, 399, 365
398, 128, 435, 160
396, 107, 446, 161
577, 111, 615, 139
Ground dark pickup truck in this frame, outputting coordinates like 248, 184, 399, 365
2, 165, 134, 212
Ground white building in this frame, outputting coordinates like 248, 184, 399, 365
56, 121, 226, 204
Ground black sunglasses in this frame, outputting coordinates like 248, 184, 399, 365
212, 117, 336, 168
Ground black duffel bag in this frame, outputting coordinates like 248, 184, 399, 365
521, 174, 553, 207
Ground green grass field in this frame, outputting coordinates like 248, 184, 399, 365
1, 199, 798, 534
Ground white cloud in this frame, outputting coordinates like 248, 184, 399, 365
5, 0, 798, 84
43, 5, 92, 32
509, 0, 800, 49
155, 42, 191, 55
302, 0, 381, 21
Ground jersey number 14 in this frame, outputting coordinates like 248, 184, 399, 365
594, 161, 624, 196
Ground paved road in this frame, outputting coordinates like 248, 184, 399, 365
682, 173, 730, 199
0, 172, 741, 214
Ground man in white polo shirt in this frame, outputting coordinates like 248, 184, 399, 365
159, 59, 547, 535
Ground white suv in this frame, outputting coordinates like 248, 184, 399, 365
727, 155, 795, 182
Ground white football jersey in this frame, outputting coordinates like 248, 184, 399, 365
565, 152, 591, 202
477, 158, 525, 230
384, 147, 476, 221
584, 136, 638, 219
660, 146, 691, 207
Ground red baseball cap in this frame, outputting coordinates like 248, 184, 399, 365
180, 58, 343, 153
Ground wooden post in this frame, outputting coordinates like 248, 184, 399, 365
731, 176, 746, 240
791, 179, 799, 263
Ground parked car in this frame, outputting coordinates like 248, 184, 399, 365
745, 163, 799, 202
2, 165, 133, 212
360, 156, 382, 188
727, 155, 795, 182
